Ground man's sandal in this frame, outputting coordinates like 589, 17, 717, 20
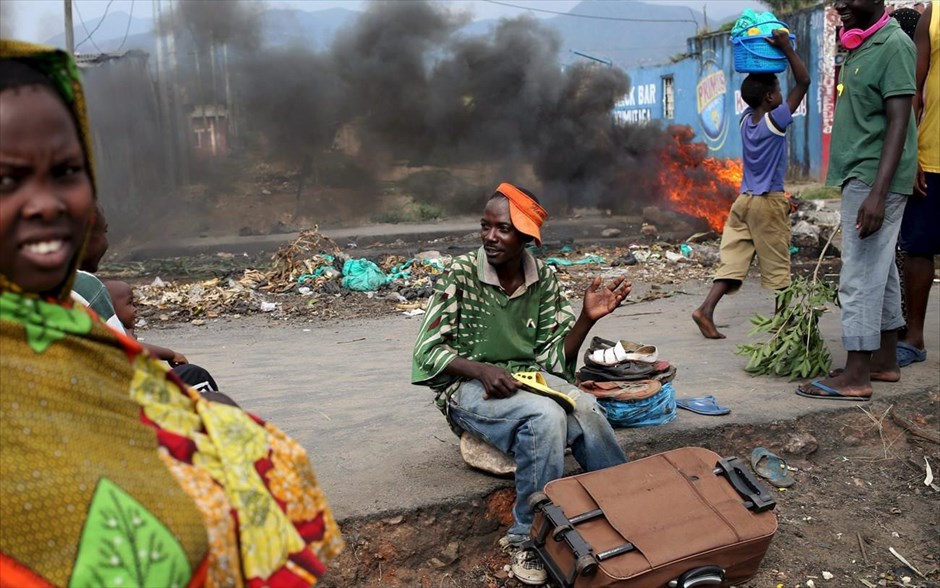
513, 372, 577, 413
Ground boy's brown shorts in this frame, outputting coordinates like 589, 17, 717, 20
713, 192, 791, 293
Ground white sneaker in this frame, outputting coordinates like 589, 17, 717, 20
511, 548, 548, 586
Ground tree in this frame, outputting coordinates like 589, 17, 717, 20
763, 0, 823, 15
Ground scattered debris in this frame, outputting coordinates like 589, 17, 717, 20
891, 411, 940, 445
125, 229, 721, 327
665, 251, 689, 263
795, 204, 841, 228
784, 432, 819, 457
888, 547, 928, 581
857, 533, 869, 566
267, 227, 342, 286
610, 252, 638, 266
686, 231, 718, 243
791, 220, 821, 248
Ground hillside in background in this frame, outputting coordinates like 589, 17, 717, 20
49, 0, 767, 68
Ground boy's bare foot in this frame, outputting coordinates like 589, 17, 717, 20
693, 308, 726, 339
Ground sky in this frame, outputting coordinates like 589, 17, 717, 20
3, 0, 574, 43
1, 0, 761, 45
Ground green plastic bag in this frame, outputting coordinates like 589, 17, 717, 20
732, 9, 781, 37
545, 255, 606, 267
341, 259, 388, 292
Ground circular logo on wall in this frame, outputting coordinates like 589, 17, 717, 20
696, 51, 729, 151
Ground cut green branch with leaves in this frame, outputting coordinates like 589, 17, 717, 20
735, 226, 840, 380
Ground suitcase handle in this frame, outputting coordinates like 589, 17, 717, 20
714, 457, 776, 513
668, 565, 725, 587
528, 495, 605, 587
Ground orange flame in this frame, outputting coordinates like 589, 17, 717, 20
658, 126, 743, 232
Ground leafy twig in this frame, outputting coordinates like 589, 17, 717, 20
735, 226, 840, 380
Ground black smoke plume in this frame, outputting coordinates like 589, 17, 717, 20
161, 0, 261, 51
231, 0, 670, 214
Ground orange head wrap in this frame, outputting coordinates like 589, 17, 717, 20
495, 183, 548, 247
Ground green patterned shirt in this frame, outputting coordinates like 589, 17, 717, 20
412, 247, 577, 410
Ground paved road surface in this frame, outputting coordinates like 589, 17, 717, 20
141, 279, 940, 522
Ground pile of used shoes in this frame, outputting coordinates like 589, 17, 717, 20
576, 337, 677, 428
577, 337, 676, 384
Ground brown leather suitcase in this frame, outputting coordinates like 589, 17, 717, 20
528, 447, 777, 587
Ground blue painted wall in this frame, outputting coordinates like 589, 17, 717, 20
614, 7, 826, 182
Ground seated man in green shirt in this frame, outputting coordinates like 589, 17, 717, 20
412, 183, 630, 585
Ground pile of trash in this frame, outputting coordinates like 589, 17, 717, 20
130, 229, 724, 326
132, 229, 453, 324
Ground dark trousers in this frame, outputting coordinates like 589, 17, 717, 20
171, 363, 219, 394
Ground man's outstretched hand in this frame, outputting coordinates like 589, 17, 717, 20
582, 276, 632, 322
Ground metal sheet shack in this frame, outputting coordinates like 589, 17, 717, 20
613, 1, 924, 183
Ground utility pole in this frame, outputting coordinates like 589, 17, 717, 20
64, 0, 74, 54
154, 0, 176, 188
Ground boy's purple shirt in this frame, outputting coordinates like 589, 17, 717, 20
740, 103, 794, 194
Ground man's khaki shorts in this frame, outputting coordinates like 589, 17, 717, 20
714, 192, 791, 293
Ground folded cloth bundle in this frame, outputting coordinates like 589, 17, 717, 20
594, 382, 678, 428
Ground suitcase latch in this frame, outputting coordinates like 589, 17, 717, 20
714, 457, 776, 512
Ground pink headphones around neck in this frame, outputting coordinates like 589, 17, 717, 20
839, 10, 890, 50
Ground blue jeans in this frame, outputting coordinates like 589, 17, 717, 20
839, 178, 908, 351
448, 371, 627, 538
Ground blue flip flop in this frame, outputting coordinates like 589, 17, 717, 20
896, 342, 927, 368
675, 395, 731, 416
796, 380, 870, 402
750, 447, 795, 488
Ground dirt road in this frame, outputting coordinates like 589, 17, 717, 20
141, 279, 940, 516
135, 261, 940, 587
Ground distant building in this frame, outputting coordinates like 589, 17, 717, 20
190, 104, 229, 157
615, 1, 926, 182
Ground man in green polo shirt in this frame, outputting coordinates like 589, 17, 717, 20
412, 183, 630, 585
798, 0, 917, 401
